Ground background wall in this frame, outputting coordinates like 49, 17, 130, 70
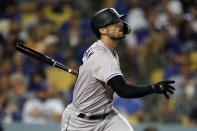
2, 123, 197, 131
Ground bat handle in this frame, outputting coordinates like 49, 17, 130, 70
51, 59, 79, 76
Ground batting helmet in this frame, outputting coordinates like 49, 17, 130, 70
91, 8, 131, 38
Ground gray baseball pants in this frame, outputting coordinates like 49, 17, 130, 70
61, 104, 134, 131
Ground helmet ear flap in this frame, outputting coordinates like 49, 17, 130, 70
93, 27, 101, 39
122, 22, 131, 34
91, 21, 101, 39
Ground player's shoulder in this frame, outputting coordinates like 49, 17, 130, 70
88, 40, 110, 60
84, 40, 113, 64
91, 40, 108, 54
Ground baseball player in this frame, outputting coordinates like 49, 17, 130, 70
61, 8, 175, 131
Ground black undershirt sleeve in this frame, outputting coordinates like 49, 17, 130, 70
107, 75, 154, 98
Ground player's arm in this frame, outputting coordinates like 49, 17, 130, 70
107, 75, 175, 99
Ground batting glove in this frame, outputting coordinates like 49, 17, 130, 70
152, 80, 175, 99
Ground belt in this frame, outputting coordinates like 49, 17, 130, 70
77, 112, 110, 120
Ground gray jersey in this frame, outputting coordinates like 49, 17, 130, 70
72, 40, 123, 115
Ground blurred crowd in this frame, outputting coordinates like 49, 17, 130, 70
0, 0, 197, 126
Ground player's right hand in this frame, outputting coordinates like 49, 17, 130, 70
152, 80, 175, 99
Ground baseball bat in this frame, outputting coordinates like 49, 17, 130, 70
15, 43, 79, 76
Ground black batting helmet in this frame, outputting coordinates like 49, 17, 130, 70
91, 8, 131, 39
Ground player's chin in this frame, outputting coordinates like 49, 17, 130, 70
110, 32, 125, 40
112, 35, 125, 40
117, 33, 125, 39
120, 31, 126, 36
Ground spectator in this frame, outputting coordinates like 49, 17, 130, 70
188, 5, 197, 33
113, 96, 144, 125
178, 18, 197, 53
189, 107, 197, 125
0, 1, 21, 22
26, 24, 46, 51
2, 22, 22, 57
0, 89, 8, 122
8, 72, 29, 121
125, 0, 147, 47
0, 57, 12, 91
42, 34, 64, 64
12, 52, 34, 77
22, 81, 64, 124
58, 6, 93, 64
156, 0, 183, 37
25, 3, 53, 29
159, 96, 174, 123
170, 59, 197, 124
28, 69, 46, 92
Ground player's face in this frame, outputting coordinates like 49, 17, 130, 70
106, 22, 125, 40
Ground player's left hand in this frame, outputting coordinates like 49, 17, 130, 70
152, 80, 175, 99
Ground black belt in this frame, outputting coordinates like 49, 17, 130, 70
77, 112, 110, 120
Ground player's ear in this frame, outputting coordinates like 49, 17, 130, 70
99, 27, 107, 36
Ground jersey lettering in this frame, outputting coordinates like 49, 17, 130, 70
84, 48, 94, 60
